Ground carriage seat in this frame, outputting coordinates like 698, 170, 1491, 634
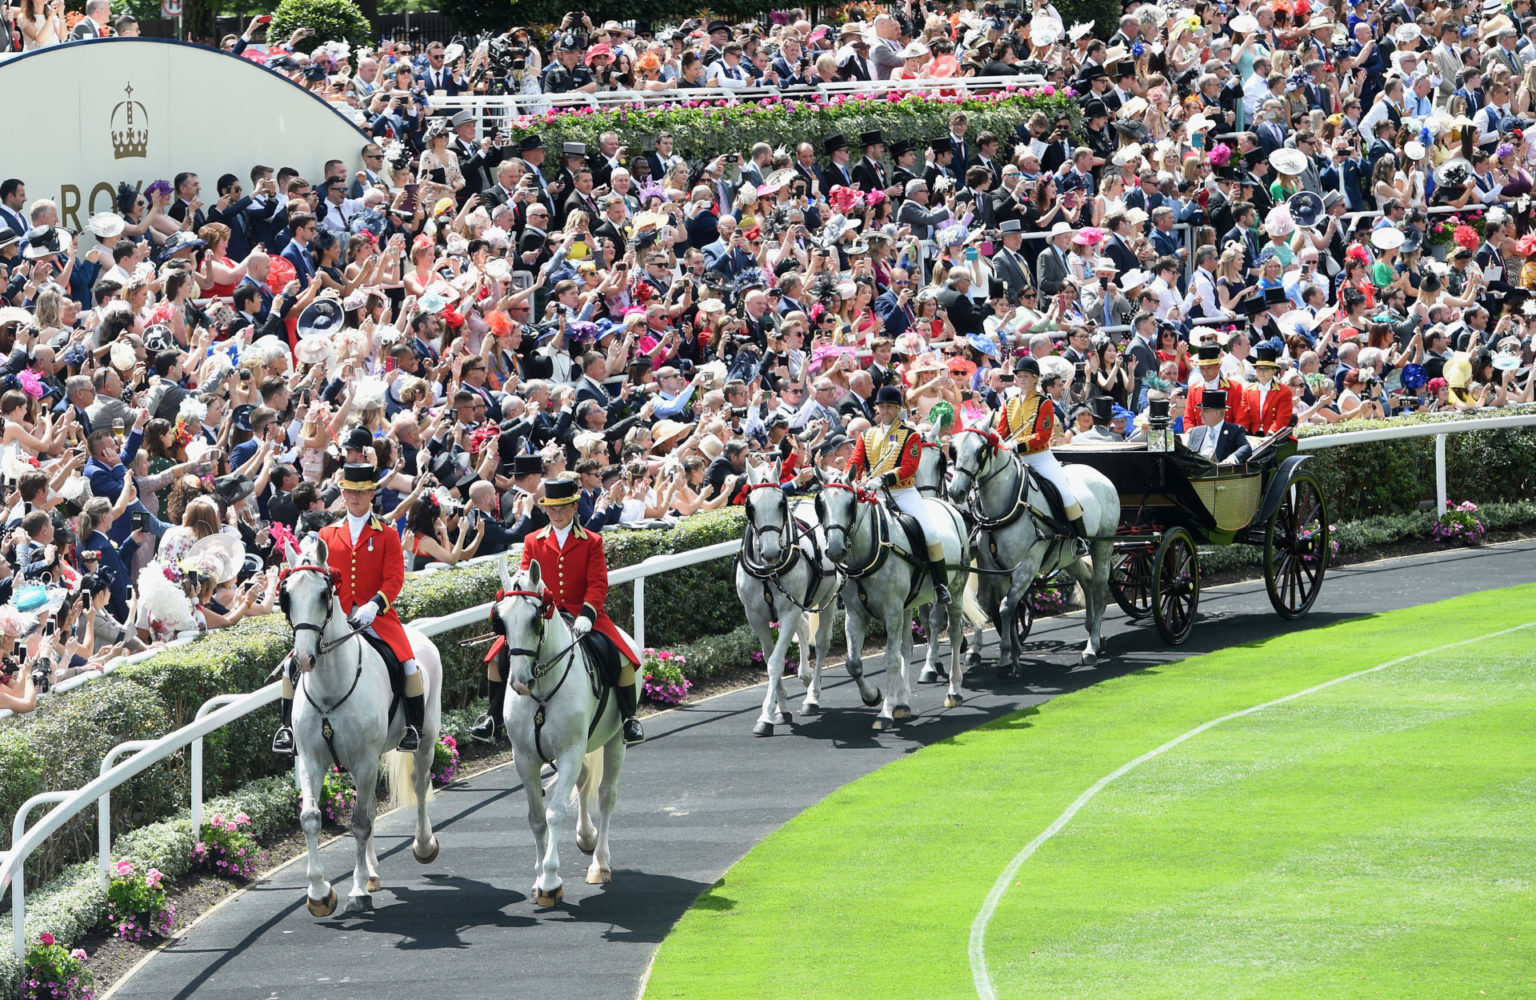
360, 631, 407, 721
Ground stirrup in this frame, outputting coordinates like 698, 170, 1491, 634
1074, 536, 1091, 557
934, 582, 953, 604
271, 726, 295, 756
396, 726, 421, 752
469, 713, 502, 744
622, 718, 646, 745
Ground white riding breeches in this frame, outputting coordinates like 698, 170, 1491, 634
887, 486, 941, 539
1018, 451, 1080, 509
363, 625, 419, 675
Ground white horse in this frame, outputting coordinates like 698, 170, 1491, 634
736, 480, 875, 736
912, 424, 963, 684
817, 479, 973, 730
493, 558, 625, 907
947, 421, 1119, 676
282, 539, 442, 917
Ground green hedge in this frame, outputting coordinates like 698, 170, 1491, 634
1296, 408, 1536, 522
508, 90, 1079, 176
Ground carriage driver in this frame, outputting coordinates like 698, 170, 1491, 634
273, 464, 426, 755
471, 478, 646, 746
848, 385, 952, 604
997, 357, 1090, 556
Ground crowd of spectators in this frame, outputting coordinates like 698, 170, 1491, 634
2, 0, 1535, 714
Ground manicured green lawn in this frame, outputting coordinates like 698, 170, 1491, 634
643, 586, 1536, 1000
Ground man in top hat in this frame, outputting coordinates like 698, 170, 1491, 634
1242, 344, 1294, 435
823, 133, 855, 190
1076, 396, 1123, 442
851, 130, 891, 196
273, 463, 425, 755
1186, 390, 1253, 465
517, 133, 556, 215
998, 357, 1091, 555
450, 109, 501, 198
847, 386, 953, 603
557, 142, 588, 200
472, 478, 645, 745
889, 138, 919, 198
922, 136, 955, 191
1185, 340, 1248, 427
991, 219, 1033, 305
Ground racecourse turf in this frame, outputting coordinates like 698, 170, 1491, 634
641, 584, 1536, 1000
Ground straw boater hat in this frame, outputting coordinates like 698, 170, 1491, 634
539, 478, 579, 506
340, 462, 378, 491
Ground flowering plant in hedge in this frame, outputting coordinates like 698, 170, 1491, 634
1030, 581, 1074, 615
22, 933, 93, 1000
1431, 501, 1486, 546
318, 767, 357, 825
191, 812, 264, 880
641, 648, 691, 705
104, 860, 174, 942
431, 734, 460, 787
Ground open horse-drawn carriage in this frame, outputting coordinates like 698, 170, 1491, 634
1057, 432, 1330, 645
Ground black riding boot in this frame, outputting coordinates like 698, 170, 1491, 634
926, 543, 952, 604
271, 697, 295, 755
617, 683, 645, 745
1070, 516, 1091, 557
470, 680, 506, 744
397, 694, 424, 752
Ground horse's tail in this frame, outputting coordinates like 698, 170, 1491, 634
383, 747, 431, 809
961, 572, 988, 630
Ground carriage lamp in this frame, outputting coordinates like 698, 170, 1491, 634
1147, 397, 1173, 453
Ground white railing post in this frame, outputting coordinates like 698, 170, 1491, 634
633, 577, 645, 655
11, 792, 69, 961
190, 695, 249, 840
1435, 432, 1448, 517
97, 741, 152, 891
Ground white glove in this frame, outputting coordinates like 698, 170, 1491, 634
571, 615, 592, 638
349, 602, 378, 628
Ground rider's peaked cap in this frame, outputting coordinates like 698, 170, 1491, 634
874, 385, 904, 406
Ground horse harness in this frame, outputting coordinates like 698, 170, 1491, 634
817, 483, 934, 613
953, 430, 1072, 571
493, 589, 612, 766
737, 483, 837, 618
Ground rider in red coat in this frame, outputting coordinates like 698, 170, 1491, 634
471, 478, 645, 746
273, 464, 426, 755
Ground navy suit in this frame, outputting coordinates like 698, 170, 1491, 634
235, 276, 274, 322
702, 238, 752, 276
81, 529, 134, 622
686, 210, 720, 250
872, 289, 913, 339
1186, 421, 1253, 464
281, 239, 314, 290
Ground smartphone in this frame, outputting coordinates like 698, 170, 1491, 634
256, 13, 272, 23
402, 183, 419, 213
1191, 132, 1204, 150
131, 510, 149, 531
384, 357, 397, 373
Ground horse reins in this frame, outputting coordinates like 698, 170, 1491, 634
738, 483, 835, 616
494, 588, 596, 766
280, 563, 368, 771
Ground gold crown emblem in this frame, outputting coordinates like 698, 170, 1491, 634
110, 83, 149, 160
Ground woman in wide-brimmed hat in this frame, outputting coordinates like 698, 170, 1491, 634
417, 116, 465, 207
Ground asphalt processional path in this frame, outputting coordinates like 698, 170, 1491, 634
106, 540, 1536, 1000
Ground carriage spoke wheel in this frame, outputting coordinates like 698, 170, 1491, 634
1013, 587, 1036, 644
1110, 549, 1155, 621
1264, 471, 1329, 619
1151, 527, 1200, 645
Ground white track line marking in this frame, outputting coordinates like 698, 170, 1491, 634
968, 620, 1536, 1000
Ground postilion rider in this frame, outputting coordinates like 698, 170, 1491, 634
272, 463, 426, 755
471, 477, 646, 746
997, 356, 1090, 555
847, 385, 952, 604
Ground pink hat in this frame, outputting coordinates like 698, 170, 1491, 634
585, 43, 613, 65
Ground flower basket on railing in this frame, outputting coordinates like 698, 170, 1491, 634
22, 933, 93, 1000
1430, 501, 1486, 547
104, 861, 174, 943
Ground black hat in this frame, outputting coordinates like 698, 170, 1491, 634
1149, 397, 1170, 421
824, 133, 848, 154
1243, 147, 1266, 168
0, 228, 18, 252
1079, 65, 1108, 84
518, 133, 545, 151
874, 385, 904, 406
340, 462, 378, 491
1111, 119, 1148, 141
213, 473, 255, 505
860, 129, 884, 148
706, 18, 730, 35
512, 453, 542, 477
987, 279, 1008, 300
1114, 60, 1136, 78
1244, 295, 1269, 316
1196, 341, 1223, 362
1240, 172, 1263, 188
1015, 355, 1041, 376
1088, 395, 1115, 424
540, 477, 580, 506
890, 138, 915, 157
429, 451, 474, 490
1254, 344, 1282, 367
1201, 388, 1228, 410
1084, 98, 1109, 118
1263, 286, 1288, 307
1214, 165, 1240, 182
344, 425, 373, 452
232, 403, 256, 432
929, 136, 953, 155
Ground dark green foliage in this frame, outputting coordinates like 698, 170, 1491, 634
268, 0, 372, 53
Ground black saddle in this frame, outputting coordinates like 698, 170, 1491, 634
361, 631, 407, 721
557, 611, 624, 689
1023, 466, 1070, 530
891, 508, 927, 558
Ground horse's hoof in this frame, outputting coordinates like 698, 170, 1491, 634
586, 866, 612, 885
775, 710, 793, 726
365, 876, 382, 893
802, 702, 820, 717
1080, 652, 1098, 668
307, 888, 338, 917
965, 653, 982, 668
871, 716, 893, 732
343, 894, 373, 914
916, 668, 940, 685
893, 704, 913, 720
862, 689, 884, 708
412, 837, 440, 865
752, 720, 774, 737
945, 694, 964, 708
534, 885, 564, 908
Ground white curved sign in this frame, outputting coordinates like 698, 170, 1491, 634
0, 37, 367, 234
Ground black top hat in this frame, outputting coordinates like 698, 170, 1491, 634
1148, 397, 1170, 420
1254, 343, 1282, 367
987, 279, 1008, 299
1244, 295, 1269, 316
706, 19, 730, 35
929, 136, 953, 155
430, 451, 475, 490
1263, 285, 1288, 306
1114, 60, 1136, 77
874, 385, 904, 406
1243, 147, 1267, 168
512, 453, 542, 477
1214, 165, 1240, 182
340, 462, 378, 491
1088, 395, 1115, 424
889, 138, 915, 157
1079, 65, 1108, 84
540, 477, 580, 506
824, 133, 849, 154
860, 129, 884, 148
519, 134, 544, 151
344, 425, 373, 452
1196, 341, 1223, 362
1201, 388, 1228, 410
1083, 98, 1109, 118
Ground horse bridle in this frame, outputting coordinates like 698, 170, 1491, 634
953, 428, 1016, 492
493, 588, 580, 687
279, 564, 369, 655
952, 428, 1034, 531
816, 482, 886, 578
741, 483, 800, 577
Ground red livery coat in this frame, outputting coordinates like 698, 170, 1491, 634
520, 523, 640, 666
1185, 380, 1247, 429
1242, 380, 1294, 435
319, 516, 414, 661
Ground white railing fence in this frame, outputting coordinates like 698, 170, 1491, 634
0, 538, 738, 961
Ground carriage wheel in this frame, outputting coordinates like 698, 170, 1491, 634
1264, 471, 1330, 620
1013, 589, 1036, 644
1151, 527, 1200, 645
1109, 549, 1155, 622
